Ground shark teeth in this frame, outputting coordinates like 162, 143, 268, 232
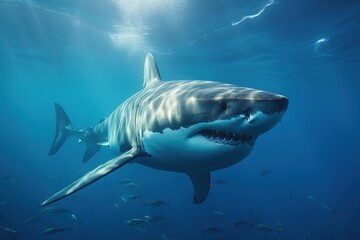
199, 129, 256, 147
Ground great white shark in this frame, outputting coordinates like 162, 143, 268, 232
41, 53, 288, 206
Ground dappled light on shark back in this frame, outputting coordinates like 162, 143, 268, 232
42, 53, 288, 206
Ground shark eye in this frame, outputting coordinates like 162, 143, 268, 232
220, 101, 227, 111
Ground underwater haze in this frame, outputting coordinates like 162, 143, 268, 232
1, 0, 360, 239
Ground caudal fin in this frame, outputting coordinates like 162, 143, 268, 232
48, 103, 72, 155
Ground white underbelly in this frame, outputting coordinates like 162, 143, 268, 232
136, 128, 252, 173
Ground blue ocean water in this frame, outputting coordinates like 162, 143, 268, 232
1, 0, 359, 239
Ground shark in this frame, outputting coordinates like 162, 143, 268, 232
41, 53, 288, 206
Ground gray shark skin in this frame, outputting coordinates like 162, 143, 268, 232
41, 53, 288, 206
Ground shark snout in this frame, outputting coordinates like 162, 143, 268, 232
269, 96, 288, 114
277, 96, 289, 112
241, 95, 288, 135
248, 95, 288, 116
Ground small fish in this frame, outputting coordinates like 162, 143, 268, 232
160, 234, 169, 240
214, 179, 227, 185
127, 194, 142, 200
120, 196, 128, 203
273, 222, 286, 232
125, 218, 148, 226
114, 203, 119, 209
318, 201, 338, 214
0, 200, 8, 207
307, 195, 316, 201
121, 194, 142, 203
70, 213, 82, 228
137, 226, 146, 232
202, 227, 222, 235
211, 210, 225, 216
124, 182, 140, 190
307, 195, 338, 214
118, 179, 134, 185
23, 215, 43, 225
144, 214, 169, 222
41, 227, 71, 235
256, 223, 273, 231
2, 227, 21, 240
49, 175, 58, 182
259, 168, 271, 176
233, 220, 255, 230
245, 211, 263, 223
144, 200, 170, 208
2, 227, 18, 233
42, 207, 70, 214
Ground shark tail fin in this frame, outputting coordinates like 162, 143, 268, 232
48, 103, 72, 156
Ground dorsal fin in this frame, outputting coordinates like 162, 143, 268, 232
143, 53, 161, 88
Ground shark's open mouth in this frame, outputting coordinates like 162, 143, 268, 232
199, 129, 256, 147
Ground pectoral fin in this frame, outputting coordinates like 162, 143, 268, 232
40, 148, 141, 207
187, 172, 210, 204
